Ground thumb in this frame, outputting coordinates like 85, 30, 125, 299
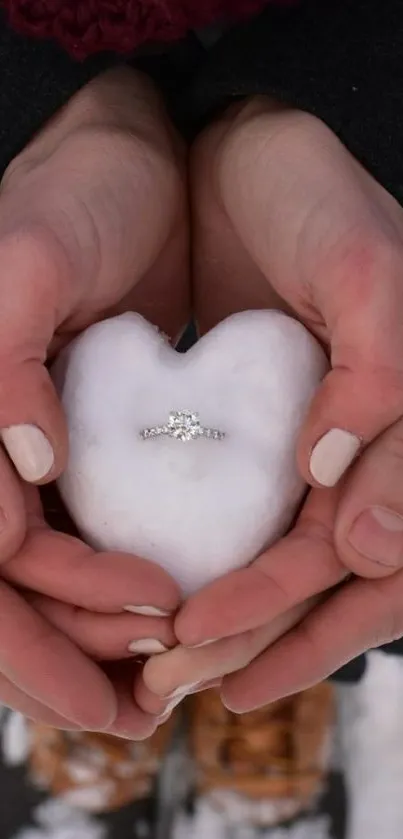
298, 246, 403, 488
334, 416, 403, 578
0, 233, 68, 485
214, 100, 403, 490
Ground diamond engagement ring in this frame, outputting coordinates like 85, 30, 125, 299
140, 410, 225, 442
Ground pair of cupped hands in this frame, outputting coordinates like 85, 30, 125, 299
2, 65, 403, 740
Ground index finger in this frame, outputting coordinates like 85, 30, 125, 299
0, 579, 116, 729
221, 566, 403, 712
175, 486, 346, 647
3, 526, 181, 616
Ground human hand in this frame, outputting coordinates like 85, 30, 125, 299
140, 481, 403, 715
0, 64, 188, 535
0, 66, 188, 731
136, 98, 403, 713
0, 482, 180, 736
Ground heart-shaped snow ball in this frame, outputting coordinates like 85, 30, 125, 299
53, 311, 327, 594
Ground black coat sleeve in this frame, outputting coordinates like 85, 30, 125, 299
0, 12, 203, 177
0, 12, 117, 176
187, 0, 403, 204
1, 0, 402, 200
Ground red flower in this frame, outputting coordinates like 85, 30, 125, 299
1, 0, 270, 59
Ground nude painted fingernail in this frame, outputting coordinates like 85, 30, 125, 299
309, 429, 361, 487
158, 710, 173, 724
162, 683, 200, 714
124, 605, 172, 617
348, 506, 403, 567
162, 692, 187, 715
167, 682, 200, 699
221, 697, 241, 713
1, 425, 54, 482
128, 639, 169, 655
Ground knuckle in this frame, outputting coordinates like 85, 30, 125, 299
220, 102, 319, 160
217, 105, 332, 193
74, 125, 180, 193
252, 562, 294, 612
294, 514, 336, 551
191, 98, 276, 193
2, 156, 33, 190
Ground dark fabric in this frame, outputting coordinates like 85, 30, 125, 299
330, 656, 368, 685
186, 0, 403, 204
0, 11, 214, 175
1, 0, 403, 200
0, 11, 116, 171
331, 643, 403, 684
0, 0, 270, 59
379, 638, 403, 658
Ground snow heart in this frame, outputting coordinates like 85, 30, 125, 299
54, 311, 327, 594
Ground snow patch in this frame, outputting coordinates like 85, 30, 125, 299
12, 797, 107, 839
2, 712, 31, 766
173, 796, 332, 839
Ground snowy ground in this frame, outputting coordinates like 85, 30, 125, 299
0, 709, 345, 839
8, 649, 403, 839
10, 650, 403, 839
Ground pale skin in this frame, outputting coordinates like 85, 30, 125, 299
137, 98, 403, 717
0, 68, 188, 737
3, 79, 403, 732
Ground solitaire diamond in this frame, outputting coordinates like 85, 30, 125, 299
167, 410, 202, 441
140, 410, 225, 442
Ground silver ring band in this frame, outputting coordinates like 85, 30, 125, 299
140, 410, 225, 443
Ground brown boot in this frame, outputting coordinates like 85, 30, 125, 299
187, 684, 334, 828
27, 719, 175, 813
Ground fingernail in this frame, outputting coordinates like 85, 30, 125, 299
309, 429, 361, 487
166, 682, 200, 699
128, 639, 168, 655
222, 697, 241, 714
348, 506, 403, 567
1, 425, 54, 482
162, 692, 188, 715
162, 683, 200, 714
188, 639, 216, 649
124, 605, 172, 617
158, 710, 173, 724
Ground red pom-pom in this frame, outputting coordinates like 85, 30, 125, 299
1, 0, 271, 60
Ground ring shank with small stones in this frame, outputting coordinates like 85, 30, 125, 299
140, 410, 225, 443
